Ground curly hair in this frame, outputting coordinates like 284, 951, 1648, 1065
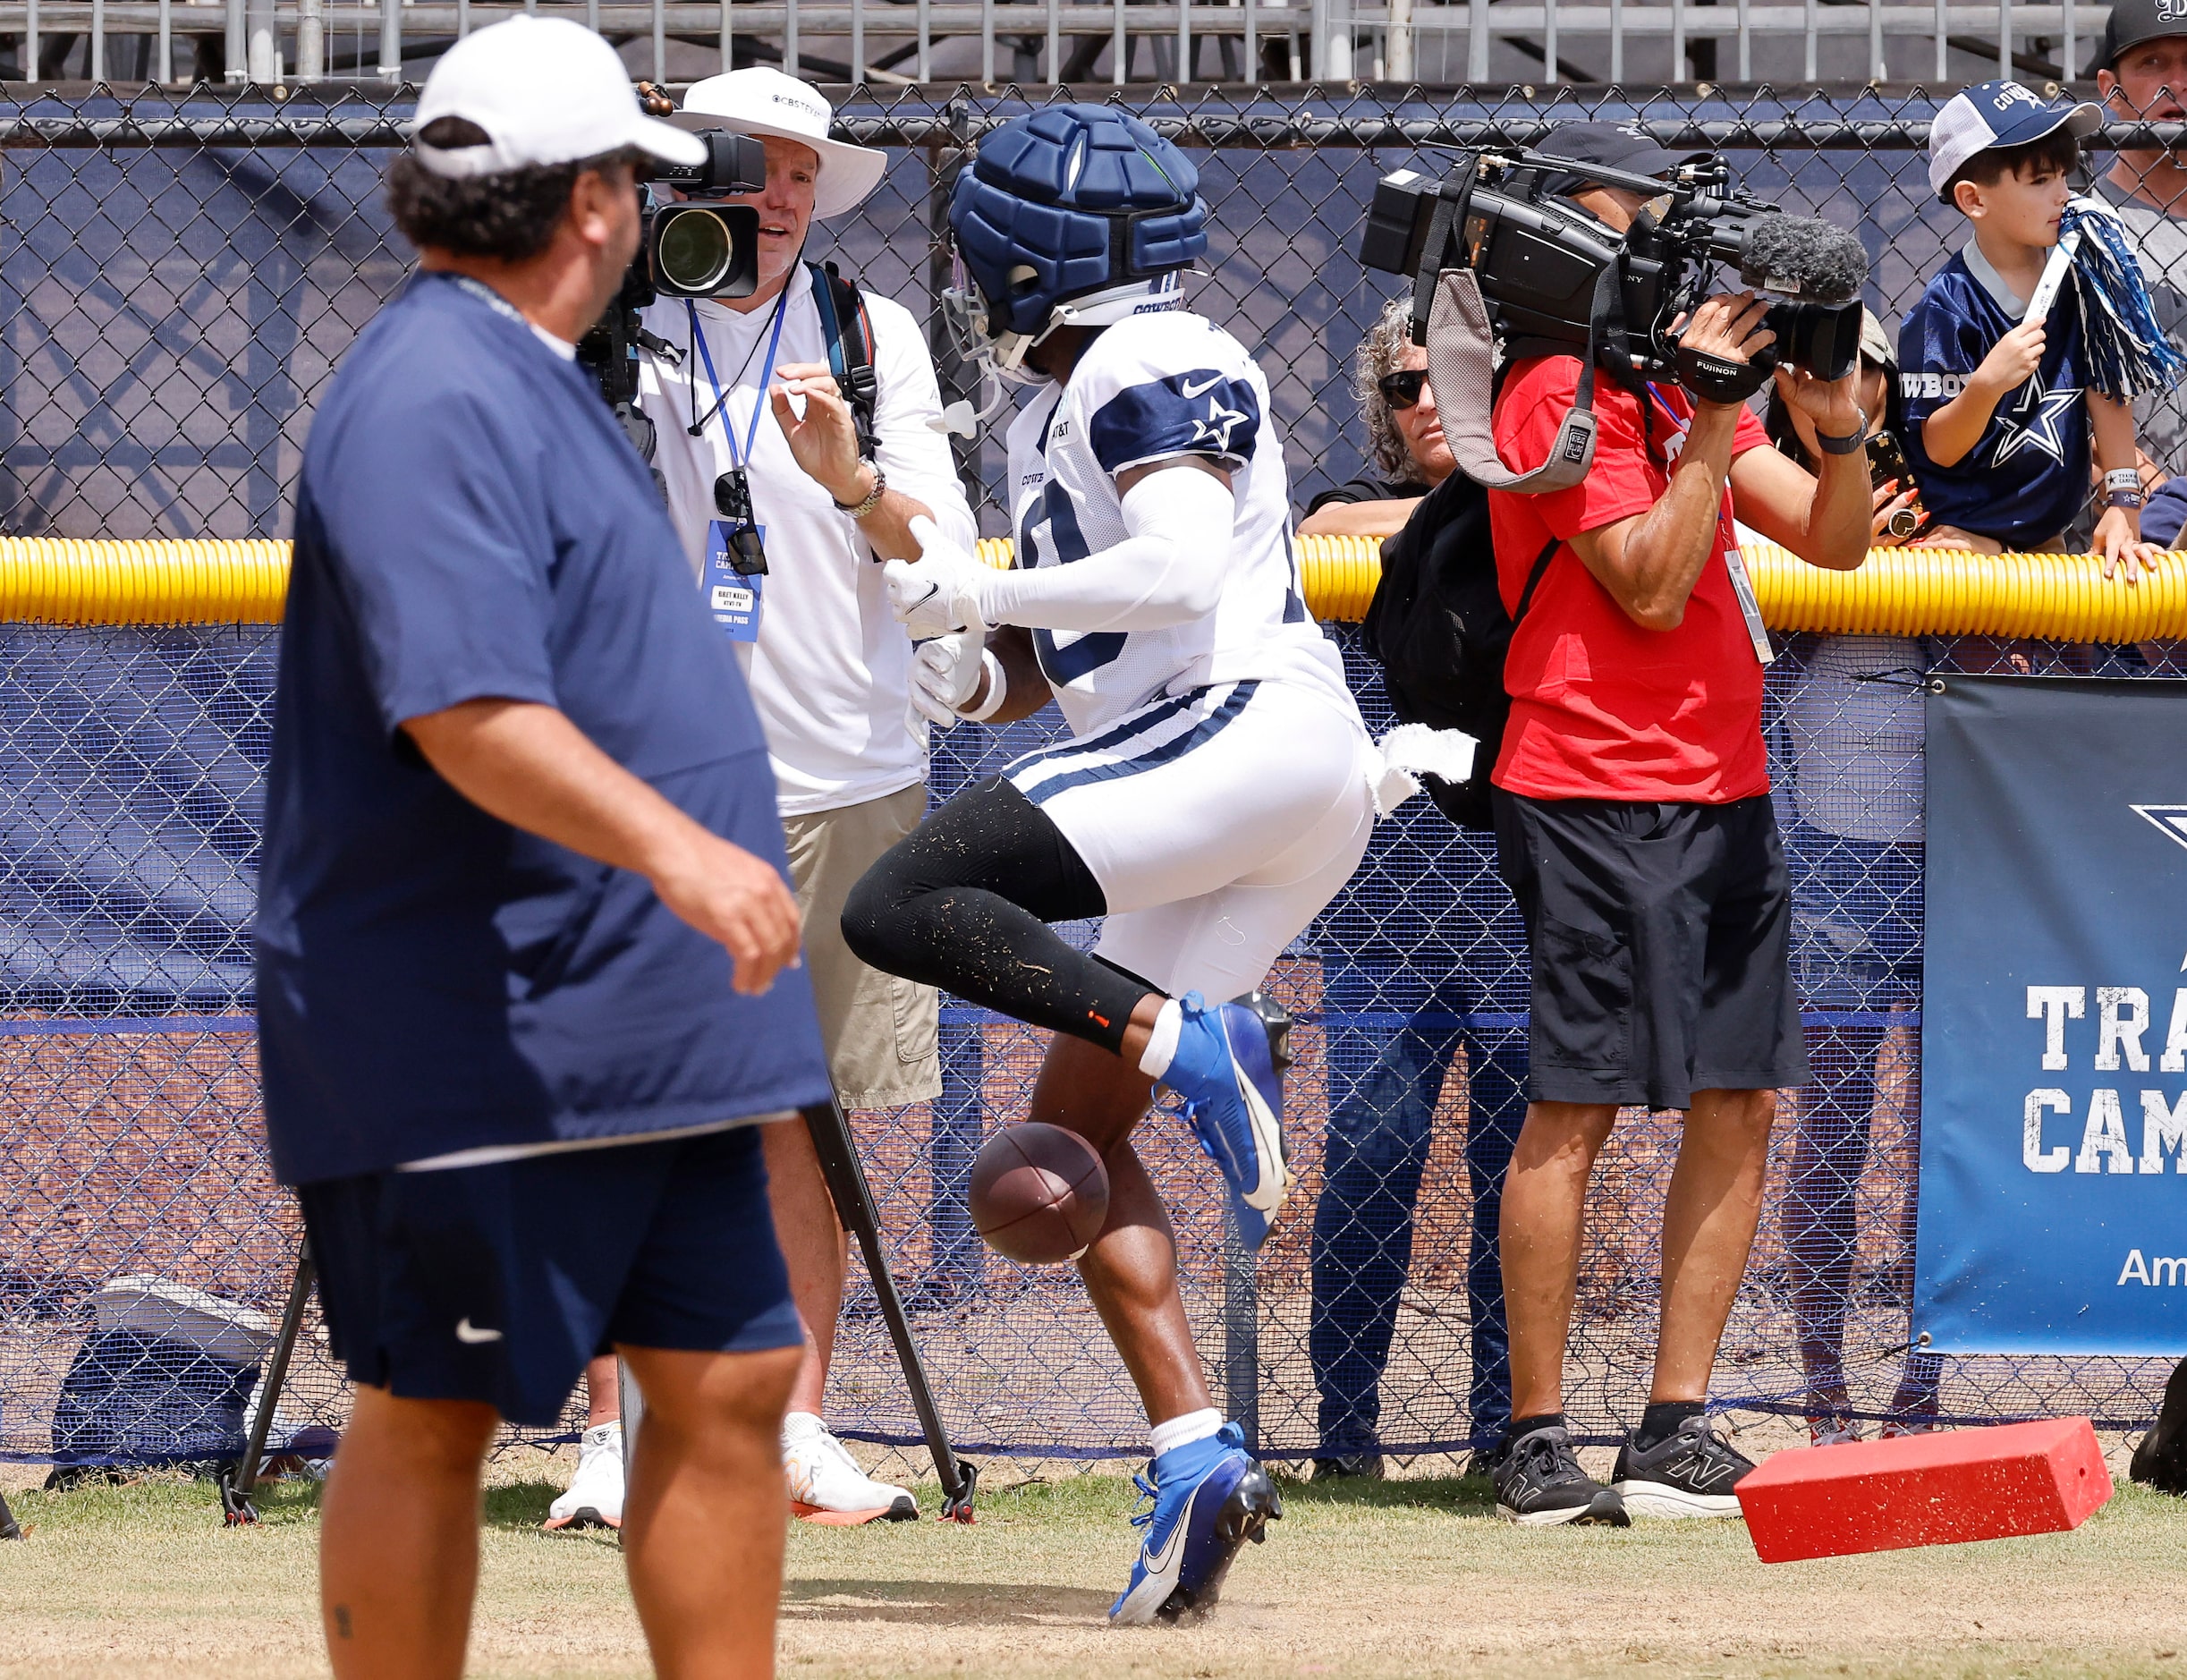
1352, 293, 1425, 483
385, 119, 643, 262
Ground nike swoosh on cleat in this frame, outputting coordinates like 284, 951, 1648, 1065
1233, 1065, 1287, 1212
454, 1318, 504, 1344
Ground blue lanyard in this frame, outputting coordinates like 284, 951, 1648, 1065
688, 287, 791, 473
1644, 381, 1691, 441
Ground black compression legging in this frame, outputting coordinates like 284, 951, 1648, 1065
841, 776, 1154, 1056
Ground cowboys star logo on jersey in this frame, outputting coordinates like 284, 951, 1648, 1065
1988, 373, 2081, 468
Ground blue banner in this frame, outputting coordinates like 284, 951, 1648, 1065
1919, 674, 2187, 1354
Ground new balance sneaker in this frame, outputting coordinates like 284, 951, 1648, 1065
1611, 1415, 1755, 1518
1109, 1421, 1281, 1626
544, 1421, 624, 1531
2131, 1355, 2187, 1496
1491, 1423, 1628, 1527
1158, 991, 1293, 1251
784, 1412, 918, 1524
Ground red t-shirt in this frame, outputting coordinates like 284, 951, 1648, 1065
1488, 356, 1773, 804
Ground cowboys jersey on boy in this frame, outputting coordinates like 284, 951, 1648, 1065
839, 105, 1379, 1628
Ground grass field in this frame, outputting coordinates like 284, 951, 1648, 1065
3, 1447, 2184, 1680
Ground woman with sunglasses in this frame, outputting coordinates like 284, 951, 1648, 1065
1299, 300, 1454, 539
1301, 293, 1529, 1482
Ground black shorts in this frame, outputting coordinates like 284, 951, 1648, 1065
1493, 789, 1809, 1109
299, 1123, 800, 1429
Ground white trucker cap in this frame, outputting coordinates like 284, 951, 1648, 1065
411, 16, 704, 181
671, 68, 886, 219
1926, 78, 2102, 201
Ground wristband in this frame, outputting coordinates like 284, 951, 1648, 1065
961, 649, 1007, 721
1813, 418, 1869, 455
834, 463, 887, 519
2106, 488, 2147, 510
2106, 467, 2143, 494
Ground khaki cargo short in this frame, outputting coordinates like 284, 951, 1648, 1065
782, 783, 942, 1110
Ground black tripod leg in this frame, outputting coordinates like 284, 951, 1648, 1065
801, 1099, 978, 1523
221, 1241, 315, 1528
0, 1489, 21, 1540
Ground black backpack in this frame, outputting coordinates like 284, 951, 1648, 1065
807, 259, 878, 462
1359, 469, 1556, 830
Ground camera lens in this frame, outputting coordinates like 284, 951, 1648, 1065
656, 208, 733, 294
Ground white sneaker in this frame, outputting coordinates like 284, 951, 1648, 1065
545, 1421, 624, 1531
783, 1412, 918, 1525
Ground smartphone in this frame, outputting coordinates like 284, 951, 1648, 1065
1864, 429, 1924, 539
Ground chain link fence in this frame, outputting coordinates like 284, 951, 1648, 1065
2, 83, 2179, 1482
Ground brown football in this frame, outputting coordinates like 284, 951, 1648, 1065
967, 1123, 1111, 1265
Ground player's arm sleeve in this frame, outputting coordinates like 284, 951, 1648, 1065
310, 388, 560, 736
974, 464, 1234, 632
868, 295, 978, 553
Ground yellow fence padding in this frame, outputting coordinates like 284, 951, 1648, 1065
5, 535, 2187, 639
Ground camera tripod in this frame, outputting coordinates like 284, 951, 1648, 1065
219, 1094, 976, 1525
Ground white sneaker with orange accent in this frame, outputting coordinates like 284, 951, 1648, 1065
544, 1421, 623, 1531
784, 1412, 917, 1524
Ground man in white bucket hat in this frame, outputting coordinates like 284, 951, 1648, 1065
547, 65, 978, 1535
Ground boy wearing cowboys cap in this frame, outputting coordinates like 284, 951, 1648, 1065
540, 67, 978, 1534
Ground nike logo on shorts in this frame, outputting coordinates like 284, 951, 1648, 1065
455, 1318, 504, 1345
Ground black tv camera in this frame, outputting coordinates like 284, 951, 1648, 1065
1359, 148, 1868, 390
581, 119, 767, 462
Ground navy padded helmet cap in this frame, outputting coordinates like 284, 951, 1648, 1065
949, 104, 1208, 335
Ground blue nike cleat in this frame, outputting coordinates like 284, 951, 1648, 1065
1157, 991, 1294, 1249
1108, 1421, 1282, 1626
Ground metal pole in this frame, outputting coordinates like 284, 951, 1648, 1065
1672, 0, 1684, 81
377, 0, 400, 81
782, 0, 794, 79
982, 0, 993, 81
90, 0, 103, 81
1736, 0, 1750, 80
157, 0, 172, 82
1221, 1201, 1260, 1456
1112, 0, 1124, 82
1468, 0, 1487, 84
2065, 0, 2076, 90
1547, 0, 1560, 84
1046, 0, 1057, 81
1179, 0, 1191, 81
1602, 0, 1614, 85
1998, 0, 2011, 77
297, 0, 321, 79
457, 0, 469, 38
1803, 0, 1816, 83
653, 0, 666, 81
219, 1244, 315, 1527
918, 0, 929, 81
1868, 0, 1882, 81
1244, 0, 1256, 84
850, 0, 860, 81
588, 0, 599, 35
24, 0, 37, 84
801, 1097, 978, 1519
1934, 0, 1945, 79
226, 0, 246, 81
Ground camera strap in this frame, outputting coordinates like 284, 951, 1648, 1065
1427, 265, 1614, 495
808, 260, 880, 462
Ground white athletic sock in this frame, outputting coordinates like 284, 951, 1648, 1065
1149, 1407, 1223, 1460
1136, 997, 1185, 1080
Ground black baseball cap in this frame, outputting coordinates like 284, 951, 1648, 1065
1530, 122, 1714, 195
2098, 0, 2187, 71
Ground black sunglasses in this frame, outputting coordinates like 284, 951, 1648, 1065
1377, 369, 1429, 411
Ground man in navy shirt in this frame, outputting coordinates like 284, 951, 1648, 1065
253, 19, 830, 1676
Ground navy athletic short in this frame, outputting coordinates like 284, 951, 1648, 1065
299, 1123, 801, 1428
1493, 789, 1809, 1110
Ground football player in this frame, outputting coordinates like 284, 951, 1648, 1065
841, 106, 1381, 1625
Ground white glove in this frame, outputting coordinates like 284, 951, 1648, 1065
909, 632, 989, 728
884, 515, 992, 639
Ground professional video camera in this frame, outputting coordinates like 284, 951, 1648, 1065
580, 105, 767, 463
1360, 148, 1869, 403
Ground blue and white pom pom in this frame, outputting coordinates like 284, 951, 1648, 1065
2025, 196, 2187, 401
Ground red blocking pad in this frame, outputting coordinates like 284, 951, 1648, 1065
1736, 1418, 2113, 1564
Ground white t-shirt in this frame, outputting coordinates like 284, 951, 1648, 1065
637, 267, 979, 817
1003, 310, 1351, 740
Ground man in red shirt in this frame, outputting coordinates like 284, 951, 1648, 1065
1482, 147, 1872, 1527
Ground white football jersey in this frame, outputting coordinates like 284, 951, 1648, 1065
1003, 310, 1352, 738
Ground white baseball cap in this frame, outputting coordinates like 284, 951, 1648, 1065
411, 16, 704, 181
1926, 78, 2102, 201
670, 68, 886, 219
